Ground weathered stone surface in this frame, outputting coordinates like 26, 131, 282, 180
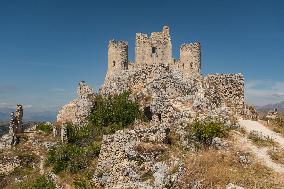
57, 81, 95, 126
266, 108, 278, 120
0, 156, 21, 175
93, 125, 184, 188
0, 104, 24, 149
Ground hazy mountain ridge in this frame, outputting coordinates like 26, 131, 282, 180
256, 101, 284, 112
0, 107, 56, 121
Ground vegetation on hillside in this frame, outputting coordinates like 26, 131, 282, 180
186, 119, 228, 148
36, 123, 53, 134
46, 91, 144, 178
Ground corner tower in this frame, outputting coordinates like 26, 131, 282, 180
108, 40, 128, 73
180, 42, 201, 78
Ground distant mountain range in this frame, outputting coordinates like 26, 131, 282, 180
1, 101, 284, 121
0, 107, 57, 122
256, 101, 284, 112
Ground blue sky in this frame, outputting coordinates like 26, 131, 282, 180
0, 0, 284, 113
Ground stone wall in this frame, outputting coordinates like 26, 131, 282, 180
203, 74, 245, 114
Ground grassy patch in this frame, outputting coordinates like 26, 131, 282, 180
141, 170, 154, 182
29, 175, 55, 189
46, 141, 101, 174
248, 131, 276, 147
263, 118, 284, 137
177, 149, 284, 188
36, 123, 53, 134
268, 149, 284, 164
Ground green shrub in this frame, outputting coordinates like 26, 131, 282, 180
46, 141, 101, 173
89, 91, 143, 129
73, 178, 88, 189
47, 144, 86, 173
46, 91, 143, 174
29, 176, 55, 189
187, 119, 228, 146
36, 123, 53, 134
18, 153, 37, 167
88, 141, 102, 157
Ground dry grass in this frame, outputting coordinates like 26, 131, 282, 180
248, 131, 277, 147
0, 131, 59, 189
260, 119, 284, 138
268, 148, 284, 165
177, 148, 284, 188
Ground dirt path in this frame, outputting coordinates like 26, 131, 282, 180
237, 119, 284, 174
239, 120, 284, 147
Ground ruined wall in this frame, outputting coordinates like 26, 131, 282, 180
57, 81, 96, 126
203, 74, 244, 114
108, 40, 128, 73
135, 26, 173, 65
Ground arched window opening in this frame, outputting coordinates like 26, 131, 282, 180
113, 61, 116, 67
152, 47, 156, 53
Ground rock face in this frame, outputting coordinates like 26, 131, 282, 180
93, 124, 184, 189
57, 81, 95, 126
0, 104, 24, 149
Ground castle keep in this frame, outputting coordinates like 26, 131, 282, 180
103, 26, 244, 115
107, 26, 201, 79
58, 26, 246, 128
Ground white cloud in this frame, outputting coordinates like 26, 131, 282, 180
0, 102, 14, 108
245, 80, 284, 106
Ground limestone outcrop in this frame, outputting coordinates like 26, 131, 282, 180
0, 104, 24, 149
57, 81, 95, 126
93, 124, 184, 189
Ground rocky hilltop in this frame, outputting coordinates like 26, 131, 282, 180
1, 26, 284, 189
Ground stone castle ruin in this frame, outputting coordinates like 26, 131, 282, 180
106, 26, 201, 79
55, 26, 258, 188
58, 26, 247, 127
100, 26, 245, 123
